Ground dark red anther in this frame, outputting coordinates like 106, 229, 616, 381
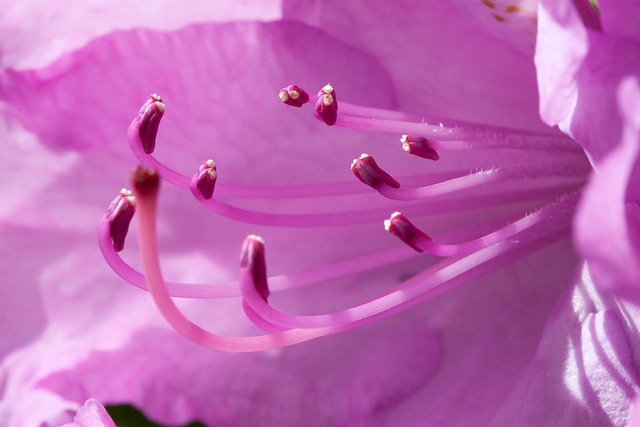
134, 94, 165, 154
240, 235, 270, 302
279, 84, 310, 108
351, 154, 401, 189
131, 165, 160, 197
401, 135, 440, 161
195, 160, 217, 199
313, 84, 338, 126
384, 212, 432, 253
106, 189, 136, 252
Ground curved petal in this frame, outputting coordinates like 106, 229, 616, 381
283, 0, 549, 132
0, 1, 282, 70
574, 78, 640, 303
536, 0, 640, 164
598, 0, 640, 42
491, 264, 640, 426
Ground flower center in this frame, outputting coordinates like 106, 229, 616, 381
99, 85, 589, 352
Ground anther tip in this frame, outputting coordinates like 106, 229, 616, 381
240, 235, 269, 301
194, 160, 217, 199
400, 135, 440, 161
385, 212, 431, 253
279, 84, 309, 107
247, 234, 265, 244
107, 188, 136, 252
131, 165, 160, 196
314, 84, 338, 126
351, 153, 400, 189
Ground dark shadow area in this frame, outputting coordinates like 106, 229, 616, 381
106, 404, 207, 427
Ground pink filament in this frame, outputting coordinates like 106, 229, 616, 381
333, 114, 580, 152
375, 165, 586, 201
399, 191, 579, 256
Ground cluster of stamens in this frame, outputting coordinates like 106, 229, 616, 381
99, 85, 589, 352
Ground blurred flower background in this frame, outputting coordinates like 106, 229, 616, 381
1, 0, 640, 426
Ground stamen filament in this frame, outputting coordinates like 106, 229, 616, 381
388, 191, 579, 256
374, 166, 586, 201
333, 115, 580, 152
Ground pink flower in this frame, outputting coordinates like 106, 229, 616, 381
0, 1, 638, 426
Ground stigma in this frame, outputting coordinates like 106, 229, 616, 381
99, 87, 589, 352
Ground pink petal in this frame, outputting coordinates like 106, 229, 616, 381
599, 0, 640, 42
492, 266, 640, 426
284, 0, 549, 131
536, 0, 640, 164
0, 1, 282, 70
574, 78, 640, 302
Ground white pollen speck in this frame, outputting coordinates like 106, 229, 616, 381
402, 143, 410, 152
208, 169, 216, 179
126, 196, 136, 205
289, 90, 300, 99
151, 93, 162, 101
323, 94, 334, 106
248, 234, 265, 243
279, 91, 289, 102
384, 219, 391, 231
155, 102, 165, 112
206, 159, 215, 168
400, 135, 408, 143
322, 84, 333, 94
359, 153, 370, 159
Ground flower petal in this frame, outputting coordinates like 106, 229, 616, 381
283, 0, 549, 131
0, 1, 282, 70
574, 77, 640, 302
599, 0, 640, 42
492, 264, 640, 426
536, 0, 640, 164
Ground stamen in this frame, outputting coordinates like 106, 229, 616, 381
401, 135, 440, 160
314, 84, 338, 126
106, 188, 136, 252
194, 159, 217, 200
350, 153, 400, 189
355, 161, 587, 201
314, 86, 579, 152
279, 84, 310, 107
128, 94, 165, 154
386, 191, 579, 256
